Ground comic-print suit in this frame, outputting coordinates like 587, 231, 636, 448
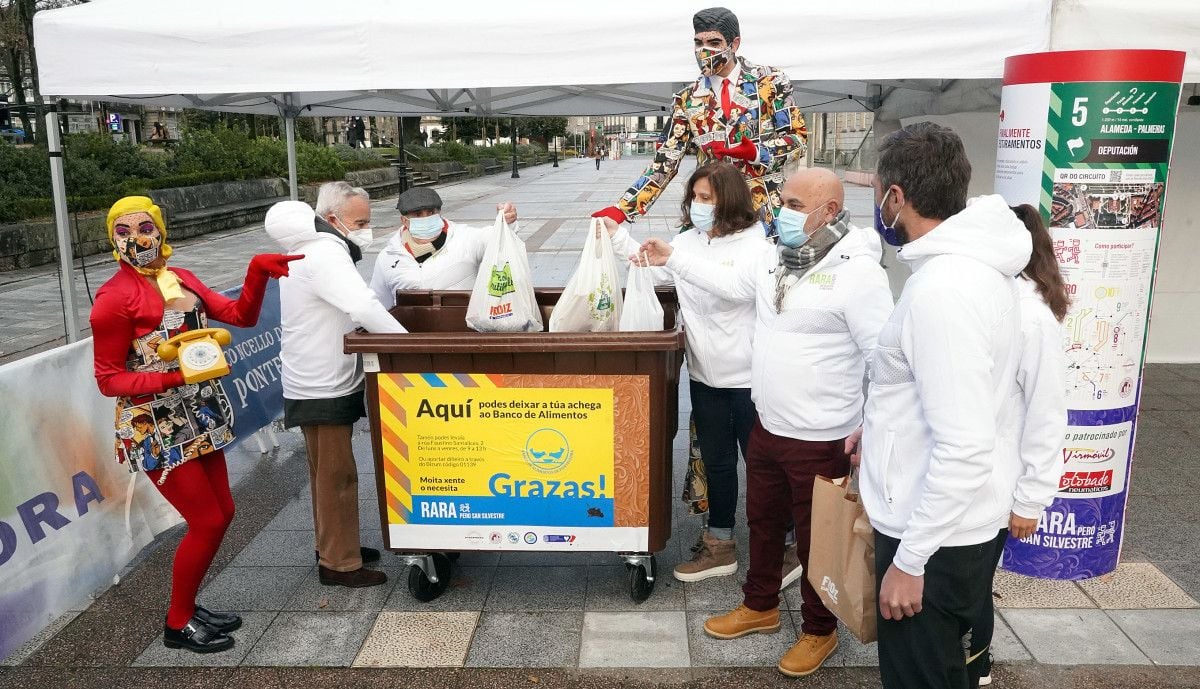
616, 57, 808, 234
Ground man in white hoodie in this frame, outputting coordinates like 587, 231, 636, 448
639, 168, 893, 677
265, 193, 407, 589
856, 122, 1032, 689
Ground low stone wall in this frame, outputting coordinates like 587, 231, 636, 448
0, 177, 289, 272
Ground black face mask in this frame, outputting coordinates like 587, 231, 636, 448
314, 216, 362, 263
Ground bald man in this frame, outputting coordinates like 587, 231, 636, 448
639, 168, 894, 676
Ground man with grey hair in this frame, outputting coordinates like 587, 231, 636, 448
316, 181, 373, 249
264, 184, 406, 589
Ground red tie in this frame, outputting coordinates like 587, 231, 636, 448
720, 79, 732, 120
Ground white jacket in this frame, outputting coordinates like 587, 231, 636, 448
1012, 276, 1068, 519
613, 223, 772, 388
666, 223, 893, 440
860, 195, 1033, 576
265, 201, 407, 401
370, 220, 490, 308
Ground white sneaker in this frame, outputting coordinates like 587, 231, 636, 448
978, 675, 992, 686
781, 545, 804, 589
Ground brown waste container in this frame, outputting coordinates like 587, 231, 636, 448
344, 287, 684, 603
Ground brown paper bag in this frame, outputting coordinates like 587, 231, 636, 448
807, 473, 877, 643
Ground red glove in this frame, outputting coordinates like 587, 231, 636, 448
592, 206, 627, 226
703, 138, 758, 162
249, 253, 304, 279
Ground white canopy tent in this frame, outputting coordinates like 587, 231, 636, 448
31, 0, 1200, 349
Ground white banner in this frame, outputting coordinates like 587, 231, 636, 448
0, 340, 182, 660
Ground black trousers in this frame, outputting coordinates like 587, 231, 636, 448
966, 529, 1009, 683
688, 380, 755, 531
875, 530, 1002, 689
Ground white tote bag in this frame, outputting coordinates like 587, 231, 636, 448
549, 218, 624, 332
466, 211, 543, 333
619, 253, 665, 331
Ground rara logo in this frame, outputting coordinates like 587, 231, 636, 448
524, 428, 573, 474
488, 263, 515, 297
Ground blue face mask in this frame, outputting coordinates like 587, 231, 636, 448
408, 214, 444, 240
775, 207, 810, 248
875, 189, 904, 247
689, 201, 715, 232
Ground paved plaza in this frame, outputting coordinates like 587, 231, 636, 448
2, 158, 1200, 687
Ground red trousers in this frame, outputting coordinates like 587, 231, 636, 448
742, 420, 849, 636
145, 451, 235, 629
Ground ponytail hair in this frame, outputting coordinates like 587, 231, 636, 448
1011, 204, 1070, 322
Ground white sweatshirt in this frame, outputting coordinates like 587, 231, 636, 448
370, 220, 491, 308
859, 195, 1033, 576
612, 223, 772, 388
264, 201, 407, 401
1012, 275, 1068, 519
665, 224, 893, 440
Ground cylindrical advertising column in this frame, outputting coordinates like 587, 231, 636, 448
995, 50, 1185, 579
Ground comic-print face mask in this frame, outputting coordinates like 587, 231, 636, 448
112, 217, 164, 268
695, 46, 733, 77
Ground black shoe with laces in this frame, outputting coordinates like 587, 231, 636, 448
193, 605, 242, 633
314, 547, 381, 564
163, 616, 234, 654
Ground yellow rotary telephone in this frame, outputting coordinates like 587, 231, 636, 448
155, 328, 233, 384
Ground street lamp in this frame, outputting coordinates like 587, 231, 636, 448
510, 118, 519, 179
394, 116, 411, 206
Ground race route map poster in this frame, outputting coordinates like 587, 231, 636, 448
995, 50, 1185, 579
374, 372, 651, 552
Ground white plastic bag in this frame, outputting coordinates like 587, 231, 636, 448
619, 253, 665, 331
466, 211, 543, 332
549, 218, 623, 332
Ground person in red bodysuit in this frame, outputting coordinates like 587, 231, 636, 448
90, 196, 300, 653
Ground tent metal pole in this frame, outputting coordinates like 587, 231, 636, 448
510, 118, 519, 179
284, 115, 299, 200
46, 103, 81, 343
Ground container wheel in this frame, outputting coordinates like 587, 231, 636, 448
628, 555, 657, 603
408, 552, 452, 602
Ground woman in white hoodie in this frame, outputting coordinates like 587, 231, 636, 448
970, 204, 1069, 687
609, 162, 775, 583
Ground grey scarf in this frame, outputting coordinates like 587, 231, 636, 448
773, 209, 851, 313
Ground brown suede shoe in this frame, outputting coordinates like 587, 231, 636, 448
781, 545, 803, 590
673, 532, 736, 582
778, 632, 838, 677
318, 565, 387, 588
703, 604, 781, 639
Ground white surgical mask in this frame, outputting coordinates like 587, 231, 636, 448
333, 214, 374, 248
408, 214, 445, 240
689, 201, 715, 232
347, 227, 374, 248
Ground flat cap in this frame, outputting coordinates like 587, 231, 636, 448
397, 187, 443, 214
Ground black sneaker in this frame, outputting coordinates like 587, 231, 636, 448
193, 605, 242, 633
163, 616, 234, 654
314, 547, 381, 564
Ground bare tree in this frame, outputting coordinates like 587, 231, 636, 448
0, 0, 87, 143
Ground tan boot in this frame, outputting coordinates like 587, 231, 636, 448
703, 604, 781, 639
778, 632, 838, 677
673, 532, 736, 582
781, 545, 803, 590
